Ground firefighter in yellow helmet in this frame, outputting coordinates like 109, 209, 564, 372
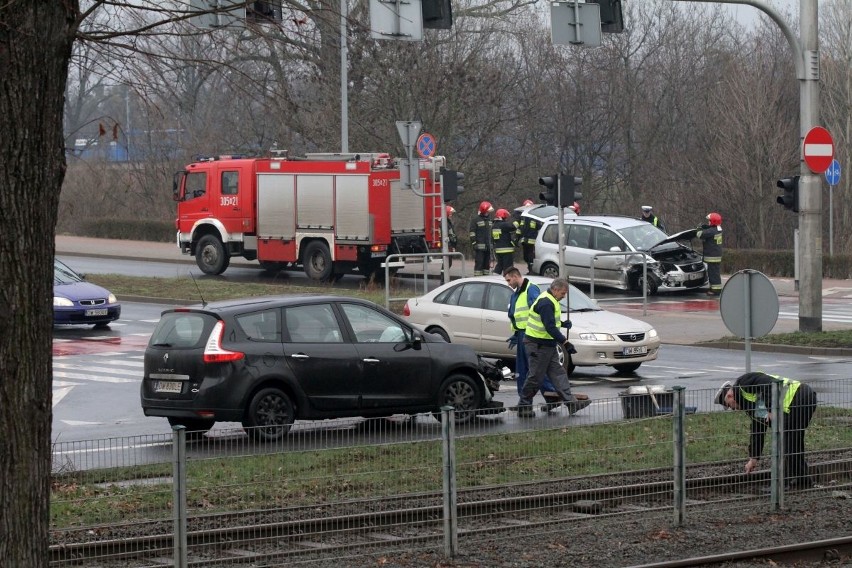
697, 212, 723, 295
492, 208, 516, 275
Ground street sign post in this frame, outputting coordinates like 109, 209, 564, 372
720, 270, 779, 373
825, 159, 841, 256
802, 126, 834, 174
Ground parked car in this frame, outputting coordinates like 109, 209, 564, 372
402, 275, 660, 375
529, 214, 707, 294
53, 258, 121, 327
141, 295, 503, 440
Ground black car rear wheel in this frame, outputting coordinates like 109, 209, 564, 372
436, 374, 479, 424
243, 388, 295, 442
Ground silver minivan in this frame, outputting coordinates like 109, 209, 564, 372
529, 214, 708, 293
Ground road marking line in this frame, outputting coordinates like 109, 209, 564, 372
53, 387, 74, 407
52, 371, 136, 383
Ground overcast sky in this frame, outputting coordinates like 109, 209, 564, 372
723, 0, 801, 28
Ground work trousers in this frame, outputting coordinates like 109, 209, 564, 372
519, 340, 575, 407
522, 244, 535, 272
493, 252, 514, 275
782, 384, 818, 484
707, 261, 722, 292
514, 331, 557, 396
473, 249, 491, 276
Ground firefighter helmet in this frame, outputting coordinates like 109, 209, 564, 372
495, 208, 510, 220
707, 212, 722, 226
446, 205, 455, 216
522, 199, 534, 207
478, 201, 494, 215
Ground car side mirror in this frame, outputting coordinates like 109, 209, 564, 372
609, 246, 622, 252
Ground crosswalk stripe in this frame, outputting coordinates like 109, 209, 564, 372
53, 363, 141, 376
53, 371, 136, 383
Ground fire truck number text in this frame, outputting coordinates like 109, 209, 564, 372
372, 179, 389, 188
220, 196, 239, 207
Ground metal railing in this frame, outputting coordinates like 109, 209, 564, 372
49, 380, 852, 566
384, 251, 466, 309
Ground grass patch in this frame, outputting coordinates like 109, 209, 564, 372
88, 273, 390, 307
707, 330, 852, 348
50, 408, 852, 528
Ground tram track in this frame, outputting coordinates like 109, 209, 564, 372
50, 456, 852, 566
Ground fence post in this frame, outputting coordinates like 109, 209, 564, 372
172, 426, 188, 568
441, 406, 458, 557
672, 386, 686, 526
770, 381, 785, 510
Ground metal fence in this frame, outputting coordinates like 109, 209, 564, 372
49, 379, 852, 567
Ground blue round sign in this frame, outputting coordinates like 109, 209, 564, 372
416, 133, 436, 158
825, 159, 841, 186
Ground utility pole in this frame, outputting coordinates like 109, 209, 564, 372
672, 0, 822, 332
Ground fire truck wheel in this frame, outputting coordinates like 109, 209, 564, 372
303, 241, 333, 281
196, 235, 230, 275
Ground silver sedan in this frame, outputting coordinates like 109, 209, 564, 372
402, 275, 661, 375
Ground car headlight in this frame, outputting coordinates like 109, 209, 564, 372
54, 297, 74, 307
578, 332, 615, 341
648, 328, 658, 338
108, 294, 117, 304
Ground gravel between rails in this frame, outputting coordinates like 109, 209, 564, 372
338, 488, 852, 568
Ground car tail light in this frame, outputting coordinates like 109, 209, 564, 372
203, 321, 245, 363
402, 302, 411, 317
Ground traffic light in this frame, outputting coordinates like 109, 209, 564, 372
586, 0, 624, 33
539, 175, 558, 206
776, 176, 800, 212
422, 0, 453, 29
559, 174, 583, 205
441, 167, 464, 202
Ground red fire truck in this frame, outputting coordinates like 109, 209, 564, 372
174, 151, 445, 281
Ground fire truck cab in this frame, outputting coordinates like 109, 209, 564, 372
173, 152, 444, 281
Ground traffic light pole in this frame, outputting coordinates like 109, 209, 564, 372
672, 0, 822, 332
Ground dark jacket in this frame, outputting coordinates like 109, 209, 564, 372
697, 224, 723, 261
469, 214, 492, 251
492, 219, 516, 254
730, 372, 805, 459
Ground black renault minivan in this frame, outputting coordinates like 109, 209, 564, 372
141, 295, 501, 441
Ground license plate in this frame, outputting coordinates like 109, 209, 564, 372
623, 346, 648, 356
86, 308, 108, 316
154, 381, 183, 393
688, 272, 704, 280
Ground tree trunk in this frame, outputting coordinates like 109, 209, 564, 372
0, 2, 79, 565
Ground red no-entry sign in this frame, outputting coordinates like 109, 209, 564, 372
802, 126, 834, 174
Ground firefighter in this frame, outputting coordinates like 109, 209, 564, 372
444, 205, 458, 268
697, 212, 723, 295
469, 201, 494, 276
715, 372, 817, 489
516, 199, 540, 275
639, 205, 665, 232
492, 209, 516, 275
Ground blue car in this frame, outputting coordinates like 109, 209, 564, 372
53, 258, 121, 327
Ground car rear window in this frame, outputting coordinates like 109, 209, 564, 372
149, 312, 215, 349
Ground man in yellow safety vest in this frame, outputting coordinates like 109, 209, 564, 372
715, 372, 818, 489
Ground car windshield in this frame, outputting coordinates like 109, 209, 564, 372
562, 285, 600, 312
54, 259, 85, 285
617, 223, 669, 251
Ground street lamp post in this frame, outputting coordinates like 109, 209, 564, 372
671, 0, 822, 332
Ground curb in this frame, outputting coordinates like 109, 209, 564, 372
696, 341, 852, 357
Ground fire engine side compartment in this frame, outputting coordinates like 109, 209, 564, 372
256, 174, 298, 261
